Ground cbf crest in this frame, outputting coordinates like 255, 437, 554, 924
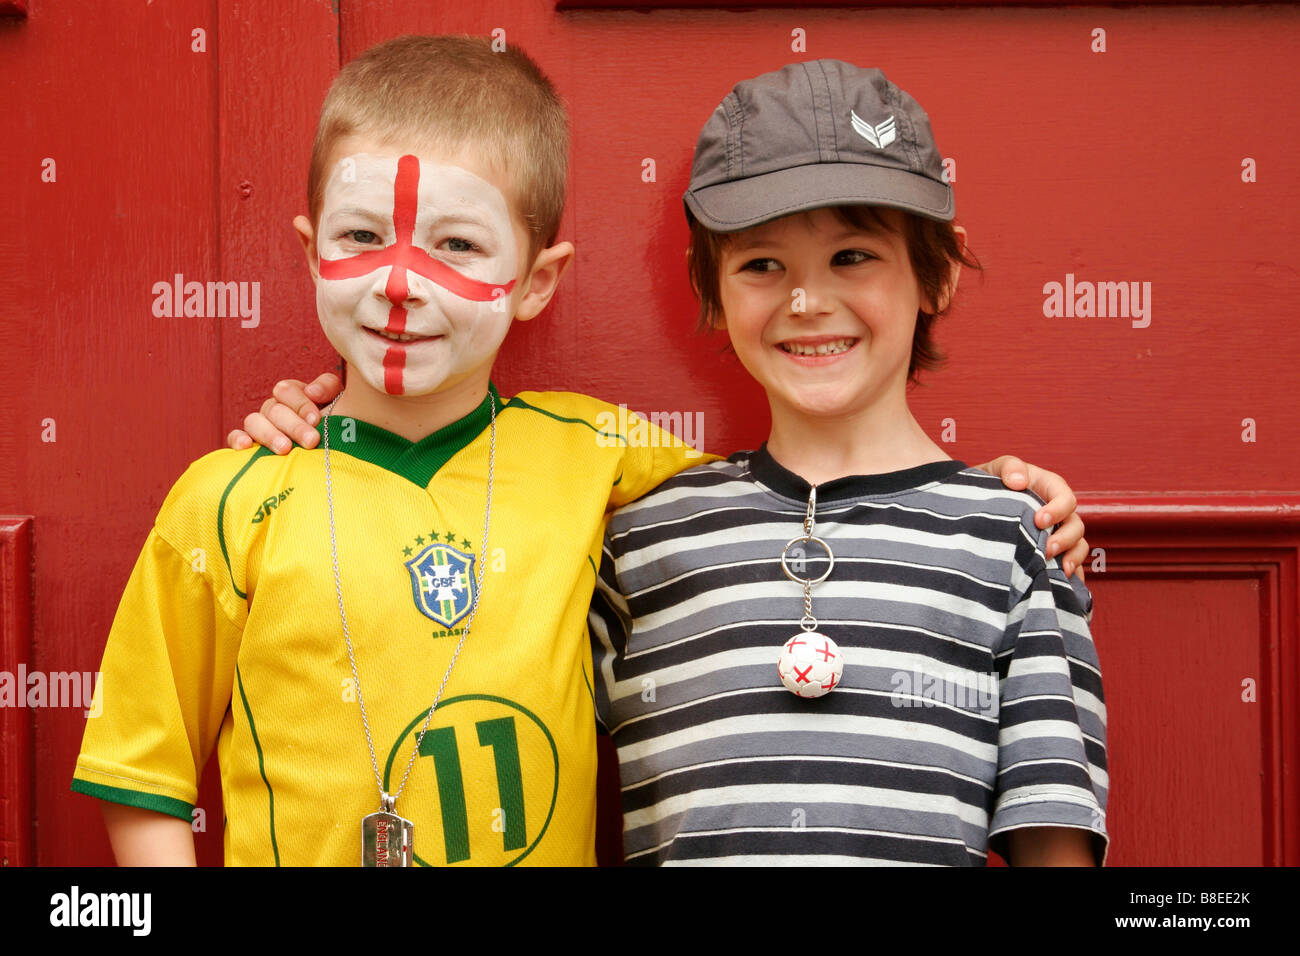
406, 543, 475, 628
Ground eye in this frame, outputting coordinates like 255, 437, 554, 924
833, 249, 875, 266
444, 237, 482, 254
740, 257, 781, 273
342, 229, 381, 245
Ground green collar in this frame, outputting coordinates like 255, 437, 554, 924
311, 383, 501, 488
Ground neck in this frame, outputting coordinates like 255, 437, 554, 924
329, 366, 491, 441
764, 389, 948, 486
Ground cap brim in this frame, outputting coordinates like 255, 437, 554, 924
684, 162, 954, 232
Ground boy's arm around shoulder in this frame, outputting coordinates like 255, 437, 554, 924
597, 401, 721, 509
987, 499, 1108, 866
72, 451, 257, 860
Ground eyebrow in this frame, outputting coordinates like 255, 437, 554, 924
325, 208, 498, 234
425, 212, 496, 230
327, 207, 390, 223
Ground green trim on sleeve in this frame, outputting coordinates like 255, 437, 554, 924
236, 665, 280, 866
70, 778, 194, 823
218, 446, 273, 600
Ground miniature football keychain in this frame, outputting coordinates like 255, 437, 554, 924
777, 485, 845, 698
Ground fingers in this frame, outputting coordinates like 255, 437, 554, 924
1045, 511, 1085, 564
270, 379, 320, 426
974, 455, 1029, 489
995, 455, 1029, 489
243, 406, 294, 455
977, 456, 1089, 579
232, 375, 335, 456
304, 371, 343, 407
266, 379, 324, 448
1061, 538, 1089, 581
1025, 466, 1077, 530
269, 397, 321, 450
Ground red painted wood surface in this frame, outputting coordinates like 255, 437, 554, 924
1080, 498, 1300, 866
558, 0, 1265, 7
0, 518, 34, 867
4, 0, 1298, 866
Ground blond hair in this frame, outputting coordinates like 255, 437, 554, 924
308, 35, 569, 264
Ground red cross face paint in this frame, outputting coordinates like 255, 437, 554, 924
314, 152, 521, 397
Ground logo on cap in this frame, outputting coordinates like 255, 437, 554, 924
850, 110, 896, 150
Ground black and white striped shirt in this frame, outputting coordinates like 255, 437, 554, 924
590, 446, 1108, 866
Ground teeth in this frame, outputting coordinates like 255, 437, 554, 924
374, 329, 429, 343
780, 338, 855, 356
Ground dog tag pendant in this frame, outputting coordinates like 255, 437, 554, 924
362, 793, 413, 867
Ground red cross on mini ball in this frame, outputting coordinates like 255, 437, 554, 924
778, 632, 844, 698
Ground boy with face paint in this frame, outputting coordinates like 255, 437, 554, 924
311, 149, 525, 405
74, 36, 1090, 867
72, 35, 702, 867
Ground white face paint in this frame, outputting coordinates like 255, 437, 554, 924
314, 152, 521, 397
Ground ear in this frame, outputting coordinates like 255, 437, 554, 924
513, 240, 575, 322
927, 224, 967, 314
294, 215, 321, 283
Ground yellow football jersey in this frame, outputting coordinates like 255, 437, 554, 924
73, 386, 712, 866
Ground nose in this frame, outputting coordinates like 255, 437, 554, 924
789, 277, 835, 320
377, 263, 430, 310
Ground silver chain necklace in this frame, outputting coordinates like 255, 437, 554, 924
777, 484, 845, 698
322, 392, 496, 866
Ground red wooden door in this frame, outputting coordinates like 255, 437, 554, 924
3, 0, 1298, 866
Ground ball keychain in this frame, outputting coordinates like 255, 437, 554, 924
777, 484, 843, 698
778, 632, 844, 698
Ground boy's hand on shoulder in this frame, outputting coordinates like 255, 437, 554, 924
977, 455, 1087, 582
226, 372, 342, 455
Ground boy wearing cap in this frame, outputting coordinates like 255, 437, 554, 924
588, 60, 1108, 866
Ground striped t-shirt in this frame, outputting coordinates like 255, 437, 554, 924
590, 446, 1108, 866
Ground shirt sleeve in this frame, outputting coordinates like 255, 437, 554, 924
987, 511, 1109, 866
71, 522, 243, 822
588, 531, 632, 735
606, 410, 719, 511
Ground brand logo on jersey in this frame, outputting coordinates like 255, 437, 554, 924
850, 110, 896, 149
406, 543, 475, 628
250, 486, 294, 524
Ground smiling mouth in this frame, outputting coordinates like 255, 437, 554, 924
367, 328, 441, 344
778, 337, 859, 357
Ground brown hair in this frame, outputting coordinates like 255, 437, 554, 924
308, 35, 569, 265
686, 206, 981, 385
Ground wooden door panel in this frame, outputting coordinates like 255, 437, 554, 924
1084, 499, 1300, 866
1094, 571, 1268, 864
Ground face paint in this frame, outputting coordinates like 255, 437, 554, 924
314, 152, 521, 397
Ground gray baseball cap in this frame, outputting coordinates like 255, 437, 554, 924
683, 60, 954, 232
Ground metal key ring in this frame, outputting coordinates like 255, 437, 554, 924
780, 534, 835, 585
